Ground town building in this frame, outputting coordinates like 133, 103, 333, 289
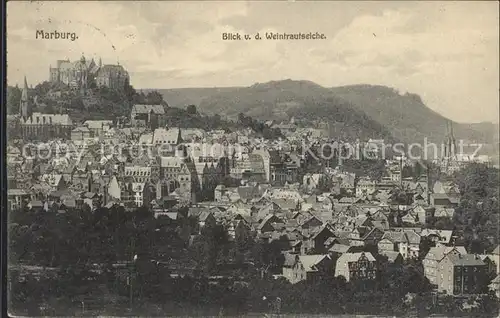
423, 246, 467, 286
334, 252, 377, 282
130, 104, 166, 129
437, 253, 486, 295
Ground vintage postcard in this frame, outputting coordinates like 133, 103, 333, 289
6, 1, 500, 317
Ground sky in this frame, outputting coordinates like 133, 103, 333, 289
7, 1, 499, 123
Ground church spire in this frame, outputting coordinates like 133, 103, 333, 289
22, 76, 29, 100
19, 76, 32, 119
443, 119, 456, 159
177, 127, 182, 144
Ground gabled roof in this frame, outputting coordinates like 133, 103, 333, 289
381, 251, 402, 263
72, 126, 90, 132
329, 244, 351, 253
298, 254, 330, 272
258, 214, 283, 230
446, 254, 485, 266
421, 229, 453, 244
492, 245, 500, 255
199, 211, 213, 222
424, 246, 467, 261
336, 252, 376, 265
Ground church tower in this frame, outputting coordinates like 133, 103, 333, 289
19, 76, 32, 119
443, 120, 456, 159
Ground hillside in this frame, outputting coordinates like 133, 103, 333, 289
152, 80, 497, 147
330, 85, 497, 144
193, 80, 395, 141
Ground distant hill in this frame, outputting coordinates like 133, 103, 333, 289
330, 85, 497, 144
192, 80, 394, 141
154, 81, 497, 146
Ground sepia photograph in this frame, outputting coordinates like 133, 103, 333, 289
5, 1, 500, 316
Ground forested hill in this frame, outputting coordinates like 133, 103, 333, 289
330, 85, 498, 144
157, 80, 395, 142
153, 81, 497, 146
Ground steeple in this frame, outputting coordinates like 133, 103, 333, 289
444, 120, 456, 159
177, 127, 183, 145
19, 76, 32, 119
22, 76, 28, 100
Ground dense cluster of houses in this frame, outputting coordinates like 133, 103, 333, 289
7, 82, 499, 298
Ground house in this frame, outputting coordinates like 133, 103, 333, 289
356, 178, 376, 197
378, 230, 421, 259
360, 227, 384, 246
41, 174, 66, 192
488, 275, 500, 298
421, 229, 455, 246
214, 185, 228, 202
130, 104, 166, 129
283, 253, 333, 284
299, 214, 324, 230
437, 253, 486, 295
227, 216, 252, 242
302, 224, 335, 254
152, 127, 183, 146
335, 252, 377, 282
430, 193, 460, 208
7, 189, 31, 210
380, 251, 404, 265
434, 207, 456, 219
257, 214, 284, 234
71, 126, 91, 141
198, 211, 216, 232
423, 246, 467, 286
83, 120, 112, 136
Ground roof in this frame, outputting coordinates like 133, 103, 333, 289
431, 193, 460, 203
329, 244, 350, 253
492, 245, 500, 255
84, 120, 112, 129
97, 64, 128, 76
21, 112, 72, 126
424, 246, 467, 261
380, 251, 402, 262
72, 126, 90, 132
381, 230, 420, 245
336, 252, 376, 265
421, 229, 453, 243
258, 214, 283, 230
8, 189, 28, 196
490, 275, 500, 284
199, 211, 213, 222
132, 104, 165, 114
160, 157, 183, 168
298, 255, 330, 272
446, 254, 485, 267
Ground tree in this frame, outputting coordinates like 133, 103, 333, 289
7, 85, 22, 115
186, 104, 197, 115
145, 91, 166, 105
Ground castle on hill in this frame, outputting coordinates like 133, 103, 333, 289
49, 55, 129, 91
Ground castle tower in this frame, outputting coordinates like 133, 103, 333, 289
19, 76, 32, 119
